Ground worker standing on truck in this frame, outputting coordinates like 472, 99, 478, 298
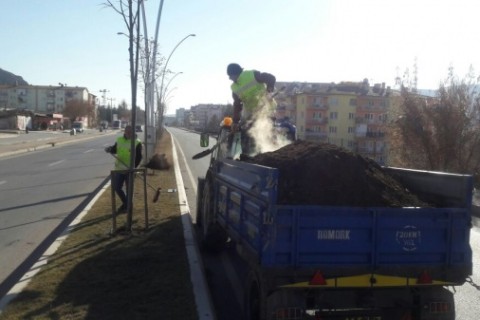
227, 63, 277, 155
104, 125, 143, 213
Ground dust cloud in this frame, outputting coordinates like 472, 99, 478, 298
247, 96, 292, 155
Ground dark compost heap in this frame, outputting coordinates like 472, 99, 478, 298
242, 140, 428, 207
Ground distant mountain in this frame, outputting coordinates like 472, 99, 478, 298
0, 68, 28, 85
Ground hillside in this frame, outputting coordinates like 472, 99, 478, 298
0, 68, 28, 85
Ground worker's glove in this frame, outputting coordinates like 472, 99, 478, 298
265, 92, 275, 102
104, 146, 113, 154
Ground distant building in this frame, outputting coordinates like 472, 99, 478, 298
275, 80, 397, 165
190, 104, 226, 132
0, 84, 95, 113
0, 84, 96, 129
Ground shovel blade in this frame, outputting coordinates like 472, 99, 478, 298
192, 148, 213, 160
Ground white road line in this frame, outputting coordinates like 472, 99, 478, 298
171, 135, 198, 195
84, 149, 95, 153
48, 160, 65, 167
170, 134, 216, 320
0, 180, 6, 186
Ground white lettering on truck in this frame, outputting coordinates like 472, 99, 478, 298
396, 225, 421, 251
317, 229, 350, 240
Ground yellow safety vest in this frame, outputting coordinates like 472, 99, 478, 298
231, 70, 267, 112
115, 136, 141, 170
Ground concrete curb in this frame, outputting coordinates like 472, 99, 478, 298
170, 134, 216, 320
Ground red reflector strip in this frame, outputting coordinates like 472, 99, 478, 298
416, 271, 433, 284
309, 271, 327, 285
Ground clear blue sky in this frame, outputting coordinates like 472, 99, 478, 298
2, 0, 479, 114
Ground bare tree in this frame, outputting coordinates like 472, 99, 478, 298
389, 67, 480, 178
104, 0, 142, 229
64, 99, 91, 124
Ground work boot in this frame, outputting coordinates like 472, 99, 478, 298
117, 204, 127, 214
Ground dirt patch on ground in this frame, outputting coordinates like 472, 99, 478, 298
242, 140, 428, 207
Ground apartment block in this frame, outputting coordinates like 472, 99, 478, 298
190, 103, 225, 132
0, 84, 95, 114
275, 80, 396, 165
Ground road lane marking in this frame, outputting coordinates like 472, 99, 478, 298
0, 180, 6, 185
172, 135, 198, 195
84, 149, 95, 153
48, 160, 65, 167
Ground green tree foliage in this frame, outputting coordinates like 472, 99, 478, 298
390, 68, 480, 178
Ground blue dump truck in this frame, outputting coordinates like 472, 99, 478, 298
194, 124, 473, 320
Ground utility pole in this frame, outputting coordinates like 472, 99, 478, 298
99, 89, 109, 122
99, 89, 109, 107
108, 98, 116, 123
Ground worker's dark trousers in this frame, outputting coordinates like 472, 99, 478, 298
112, 172, 130, 207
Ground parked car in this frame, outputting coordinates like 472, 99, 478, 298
72, 122, 85, 133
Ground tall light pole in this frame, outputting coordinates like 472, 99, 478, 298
158, 33, 196, 126
149, 0, 164, 124
140, 0, 164, 164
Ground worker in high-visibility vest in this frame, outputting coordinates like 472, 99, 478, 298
105, 125, 142, 213
227, 63, 277, 155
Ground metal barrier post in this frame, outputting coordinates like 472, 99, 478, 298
110, 168, 149, 233
110, 171, 116, 233
142, 168, 149, 229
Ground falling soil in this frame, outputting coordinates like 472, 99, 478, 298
241, 140, 429, 207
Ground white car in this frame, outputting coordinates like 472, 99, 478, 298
72, 122, 85, 133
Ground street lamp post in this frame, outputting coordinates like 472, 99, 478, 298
158, 33, 196, 125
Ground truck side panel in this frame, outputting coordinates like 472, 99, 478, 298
213, 160, 472, 282
265, 206, 471, 280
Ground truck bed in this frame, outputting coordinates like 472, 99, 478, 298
213, 159, 473, 283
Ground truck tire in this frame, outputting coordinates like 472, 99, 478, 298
246, 282, 261, 320
200, 181, 227, 252
196, 178, 205, 226
245, 270, 267, 320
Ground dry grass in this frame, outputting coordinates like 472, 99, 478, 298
0, 130, 198, 320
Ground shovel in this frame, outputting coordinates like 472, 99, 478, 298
192, 143, 219, 160
192, 126, 233, 160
